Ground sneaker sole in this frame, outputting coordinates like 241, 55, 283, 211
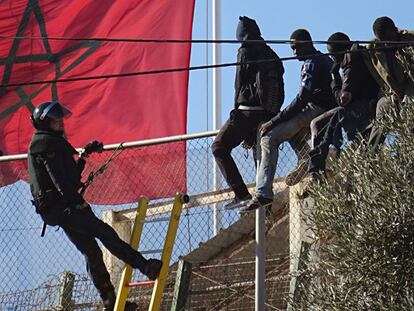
224, 200, 249, 210
238, 201, 273, 214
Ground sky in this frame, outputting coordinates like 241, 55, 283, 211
187, 0, 413, 133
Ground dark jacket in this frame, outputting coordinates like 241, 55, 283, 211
234, 16, 284, 112
331, 44, 380, 105
368, 29, 414, 98
28, 130, 85, 208
270, 51, 336, 126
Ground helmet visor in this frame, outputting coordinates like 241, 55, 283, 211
40, 101, 72, 121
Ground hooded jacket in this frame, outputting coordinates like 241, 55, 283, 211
234, 16, 284, 112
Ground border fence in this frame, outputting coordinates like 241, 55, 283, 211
0, 130, 310, 310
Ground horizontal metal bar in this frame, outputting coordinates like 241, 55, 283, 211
104, 130, 219, 150
126, 280, 155, 288
118, 179, 286, 220
139, 249, 163, 255
0, 153, 27, 161
0, 130, 219, 162
141, 217, 170, 224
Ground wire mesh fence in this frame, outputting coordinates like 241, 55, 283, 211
0, 130, 309, 310
187, 255, 290, 311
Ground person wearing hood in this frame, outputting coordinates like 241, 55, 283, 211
212, 16, 285, 209
240, 29, 336, 212
28, 101, 163, 310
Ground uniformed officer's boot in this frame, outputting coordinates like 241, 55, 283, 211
102, 297, 139, 311
124, 301, 139, 310
101, 288, 116, 311
142, 258, 163, 280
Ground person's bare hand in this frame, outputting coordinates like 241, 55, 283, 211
260, 121, 274, 137
340, 91, 352, 106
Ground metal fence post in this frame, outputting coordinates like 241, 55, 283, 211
57, 271, 75, 310
212, 0, 223, 236
171, 259, 192, 311
255, 207, 265, 311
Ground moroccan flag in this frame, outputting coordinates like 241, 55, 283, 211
0, 0, 194, 204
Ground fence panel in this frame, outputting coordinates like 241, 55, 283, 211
0, 131, 308, 310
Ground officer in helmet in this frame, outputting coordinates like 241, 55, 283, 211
28, 101, 162, 310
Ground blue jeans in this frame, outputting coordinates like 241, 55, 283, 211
309, 98, 377, 173
256, 103, 324, 198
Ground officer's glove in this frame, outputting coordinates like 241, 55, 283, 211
340, 91, 352, 106
81, 140, 104, 157
74, 201, 90, 210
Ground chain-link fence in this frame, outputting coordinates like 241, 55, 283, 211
0, 130, 310, 310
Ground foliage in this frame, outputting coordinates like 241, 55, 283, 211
293, 96, 414, 311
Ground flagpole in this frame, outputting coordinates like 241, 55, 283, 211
212, 0, 222, 236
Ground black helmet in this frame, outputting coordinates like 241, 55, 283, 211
31, 100, 72, 130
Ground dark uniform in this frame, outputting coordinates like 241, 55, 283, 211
28, 101, 162, 310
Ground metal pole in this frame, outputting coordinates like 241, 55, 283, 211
255, 207, 266, 311
170, 259, 193, 311
212, 0, 223, 235
57, 271, 75, 310
0, 130, 220, 162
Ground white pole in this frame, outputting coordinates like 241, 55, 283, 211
212, 0, 223, 235
255, 207, 266, 310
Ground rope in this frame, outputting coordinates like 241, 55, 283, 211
1, 43, 413, 88
0, 35, 413, 45
79, 143, 125, 195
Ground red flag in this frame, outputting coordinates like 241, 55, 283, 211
0, 0, 194, 204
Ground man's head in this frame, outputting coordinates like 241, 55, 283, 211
31, 101, 71, 133
236, 16, 262, 43
373, 16, 399, 42
290, 29, 314, 60
327, 32, 352, 63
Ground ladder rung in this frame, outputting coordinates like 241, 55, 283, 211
141, 217, 170, 224
126, 280, 155, 288
115, 193, 185, 311
139, 249, 163, 255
